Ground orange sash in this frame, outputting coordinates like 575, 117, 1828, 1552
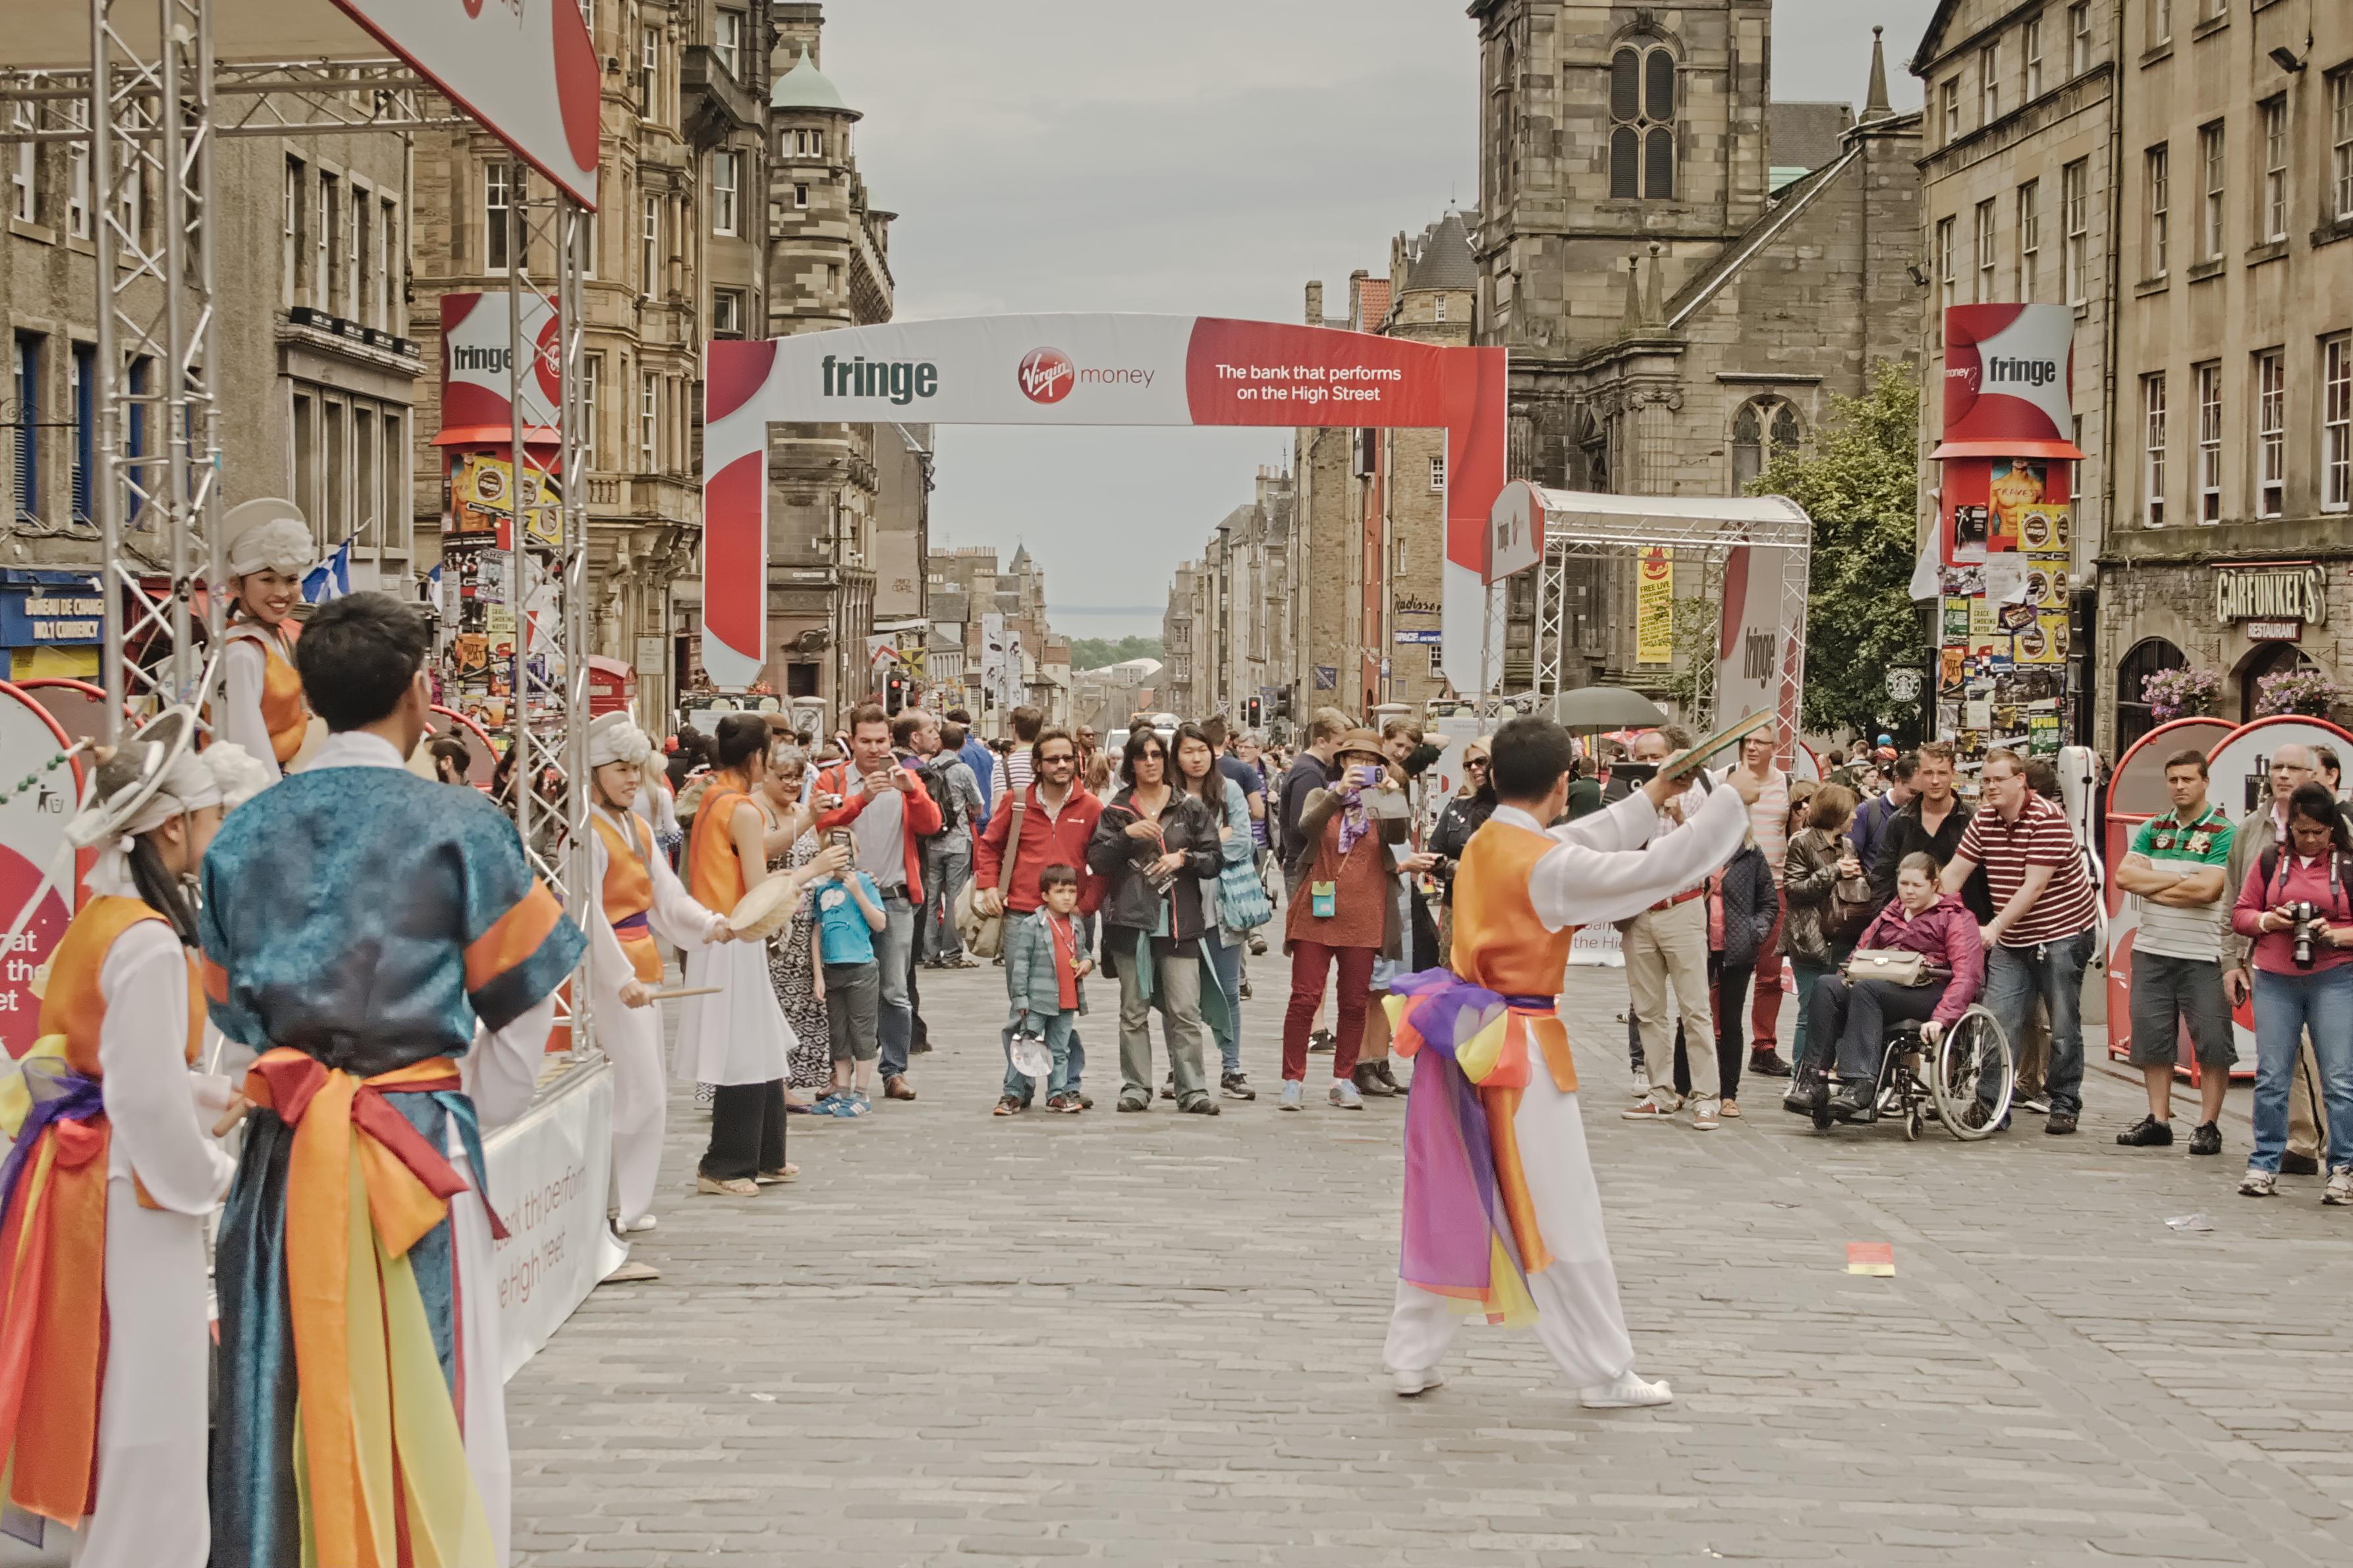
686, 772, 753, 914
592, 810, 663, 982
231, 619, 308, 765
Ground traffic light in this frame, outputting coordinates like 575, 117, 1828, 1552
885, 673, 908, 714
1244, 697, 1261, 728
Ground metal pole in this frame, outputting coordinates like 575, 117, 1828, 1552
506, 161, 528, 855
559, 192, 592, 1059
194, 0, 223, 689
88, 0, 122, 740
157, 0, 193, 705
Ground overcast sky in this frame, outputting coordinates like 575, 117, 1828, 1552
820, 1, 1939, 643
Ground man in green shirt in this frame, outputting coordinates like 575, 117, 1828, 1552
2112, 747, 2235, 1155
1563, 755, 1603, 820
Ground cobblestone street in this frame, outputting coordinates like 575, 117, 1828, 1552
509, 963, 2353, 1567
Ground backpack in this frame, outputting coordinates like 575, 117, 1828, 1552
913, 757, 960, 837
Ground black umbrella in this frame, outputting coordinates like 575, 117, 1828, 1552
1549, 686, 1669, 732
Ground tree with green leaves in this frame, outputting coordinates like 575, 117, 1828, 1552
1066, 635, 1164, 672
1745, 359, 1925, 741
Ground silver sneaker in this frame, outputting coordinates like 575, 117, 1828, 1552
2326, 1168, 2353, 1206
2238, 1168, 2278, 1198
1330, 1079, 1364, 1110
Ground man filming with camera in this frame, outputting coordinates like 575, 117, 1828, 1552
2227, 780, 2353, 1203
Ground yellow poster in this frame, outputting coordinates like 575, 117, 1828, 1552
1636, 547, 1673, 664
2016, 611, 2067, 665
448, 452, 562, 549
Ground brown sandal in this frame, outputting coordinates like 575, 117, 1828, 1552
754, 1164, 799, 1184
696, 1175, 758, 1197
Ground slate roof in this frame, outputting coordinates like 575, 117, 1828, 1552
1402, 209, 1478, 293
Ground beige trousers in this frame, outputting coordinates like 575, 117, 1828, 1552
1624, 897, 1719, 1100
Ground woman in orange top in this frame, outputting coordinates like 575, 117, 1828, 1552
583, 714, 734, 1233
0, 712, 267, 1567
673, 713, 845, 1195
217, 498, 317, 782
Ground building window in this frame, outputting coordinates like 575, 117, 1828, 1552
2143, 373, 2167, 526
709, 151, 738, 236
711, 288, 742, 338
2254, 349, 2284, 518
1732, 398, 1800, 487
8, 101, 31, 223
282, 155, 300, 306
319, 172, 337, 313
2334, 70, 2353, 221
2024, 16, 2044, 99
2063, 158, 2090, 304
65, 102, 88, 238
2196, 363, 2222, 522
1429, 455, 1445, 492
2326, 335, 2352, 512
1934, 215, 1958, 332
1434, 295, 1447, 321
13, 335, 38, 520
2261, 97, 2287, 243
714, 11, 742, 78
2018, 179, 2041, 299
793, 182, 809, 209
2117, 638, 2187, 751
2199, 122, 2224, 261
2151, 0, 2171, 48
1979, 43, 1999, 125
642, 26, 659, 115
2070, 2, 2092, 74
579, 354, 600, 470
1608, 44, 1676, 200
640, 372, 657, 470
640, 196, 658, 296
1974, 199, 1997, 301
484, 164, 511, 273
69, 344, 92, 523
1941, 78, 1961, 145
2146, 144, 2169, 278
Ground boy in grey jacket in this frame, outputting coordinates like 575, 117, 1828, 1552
997, 863, 1092, 1114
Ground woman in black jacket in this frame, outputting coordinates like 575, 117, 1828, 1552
1680, 830, 1779, 1116
1427, 738, 1496, 967
1087, 728, 1225, 1114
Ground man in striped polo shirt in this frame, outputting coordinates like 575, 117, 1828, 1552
1942, 748, 2102, 1134
2111, 747, 2234, 1154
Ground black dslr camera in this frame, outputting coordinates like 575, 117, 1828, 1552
2292, 901, 2321, 970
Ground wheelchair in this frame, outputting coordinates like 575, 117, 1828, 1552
1794, 1004, 2014, 1142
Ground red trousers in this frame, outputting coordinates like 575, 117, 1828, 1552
1283, 940, 1376, 1081
1750, 884, 1788, 1050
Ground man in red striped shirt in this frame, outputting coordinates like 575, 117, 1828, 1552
1942, 748, 2101, 1134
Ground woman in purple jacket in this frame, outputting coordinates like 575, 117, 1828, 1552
1806, 851, 1985, 1121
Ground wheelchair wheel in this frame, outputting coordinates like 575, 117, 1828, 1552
1904, 1104, 1923, 1141
1929, 1005, 2013, 1142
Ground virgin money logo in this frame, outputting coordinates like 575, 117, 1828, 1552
1018, 348, 1075, 404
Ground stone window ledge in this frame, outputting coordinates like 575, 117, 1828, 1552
2140, 42, 2175, 68
2243, 238, 2288, 267
2190, 14, 2228, 43
2186, 257, 2225, 283
2311, 216, 2353, 250
2134, 275, 2171, 298
9, 217, 55, 245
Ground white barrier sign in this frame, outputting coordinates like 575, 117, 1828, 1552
1566, 924, 1624, 968
484, 1062, 615, 1382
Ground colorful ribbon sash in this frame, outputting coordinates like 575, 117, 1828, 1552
0, 1048, 109, 1525
240, 1048, 503, 1568
1386, 968, 1577, 1328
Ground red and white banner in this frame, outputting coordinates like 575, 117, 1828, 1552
1931, 304, 2082, 460
437, 292, 562, 447
702, 315, 1506, 688
0, 682, 85, 1058
331, 0, 601, 209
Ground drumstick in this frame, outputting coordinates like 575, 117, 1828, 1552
212, 1100, 251, 1137
641, 985, 721, 1002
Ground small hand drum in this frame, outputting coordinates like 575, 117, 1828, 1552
1009, 1029, 1053, 1081
728, 876, 801, 940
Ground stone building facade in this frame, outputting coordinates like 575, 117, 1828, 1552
1466, 1, 1924, 698
5, 97, 416, 679
1912, 0, 2120, 746
2093, 0, 2353, 750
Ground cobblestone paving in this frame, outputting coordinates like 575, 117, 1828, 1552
508, 961, 2353, 1567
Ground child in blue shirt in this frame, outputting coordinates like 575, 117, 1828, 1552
812, 848, 887, 1116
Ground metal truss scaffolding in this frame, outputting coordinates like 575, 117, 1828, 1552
0, 1, 595, 1055
1516, 487, 1812, 740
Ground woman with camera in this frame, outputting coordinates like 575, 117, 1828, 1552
2228, 781, 2353, 1201
1803, 852, 1984, 1123
1277, 730, 1408, 1112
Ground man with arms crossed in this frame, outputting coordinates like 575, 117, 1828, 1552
2113, 749, 2235, 1154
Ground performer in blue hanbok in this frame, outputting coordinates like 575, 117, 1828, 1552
200, 593, 584, 1568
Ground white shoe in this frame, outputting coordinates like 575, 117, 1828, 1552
2238, 1168, 2278, 1198
1621, 1092, 1681, 1120
1631, 1069, 1651, 1098
2326, 1167, 2353, 1206
621, 1214, 659, 1233
1391, 1366, 1445, 1397
1690, 1097, 1720, 1131
1579, 1370, 1673, 1409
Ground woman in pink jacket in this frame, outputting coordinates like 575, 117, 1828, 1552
1804, 851, 1985, 1121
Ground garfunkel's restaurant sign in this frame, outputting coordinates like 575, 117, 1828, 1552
2214, 561, 2327, 628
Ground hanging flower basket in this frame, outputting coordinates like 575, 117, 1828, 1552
2253, 668, 2340, 719
2142, 667, 2223, 721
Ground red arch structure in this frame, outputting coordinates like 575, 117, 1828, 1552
701, 315, 1507, 689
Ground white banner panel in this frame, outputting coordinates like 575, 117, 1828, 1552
484, 1062, 616, 1382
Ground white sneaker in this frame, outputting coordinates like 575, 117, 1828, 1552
2326, 1167, 2353, 1206
1330, 1079, 1364, 1110
1580, 1370, 1673, 1409
1690, 1097, 1720, 1131
621, 1214, 658, 1233
1631, 1068, 1651, 1098
2238, 1168, 2278, 1198
1391, 1366, 1445, 1397
1621, 1092, 1681, 1121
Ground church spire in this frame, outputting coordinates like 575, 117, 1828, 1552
1862, 26, 1893, 122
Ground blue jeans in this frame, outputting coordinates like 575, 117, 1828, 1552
918, 836, 972, 961
1204, 934, 1244, 1075
999, 915, 1092, 1102
2250, 965, 2353, 1174
1003, 1009, 1077, 1100
876, 891, 916, 1078
1981, 927, 2095, 1116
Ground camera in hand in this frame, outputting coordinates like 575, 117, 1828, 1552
2292, 900, 2321, 969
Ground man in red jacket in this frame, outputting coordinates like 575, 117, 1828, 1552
975, 728, 1103, 1104
815, 703, 943, 1100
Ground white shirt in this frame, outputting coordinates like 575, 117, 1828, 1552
1495, 783, 1750, 932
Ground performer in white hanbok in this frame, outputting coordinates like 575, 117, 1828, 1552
582, 713, 733, 1231
674, 713, 846, 1195
1383, 716, 1759, 1408
216, 498, 318, 782
0, 713, 269, 1568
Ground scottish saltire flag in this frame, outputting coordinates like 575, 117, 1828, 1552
301, 533, 354, 605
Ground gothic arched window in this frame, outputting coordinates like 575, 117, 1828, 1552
1609, 44, 1676, 200
1732, 398, 1802, 487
